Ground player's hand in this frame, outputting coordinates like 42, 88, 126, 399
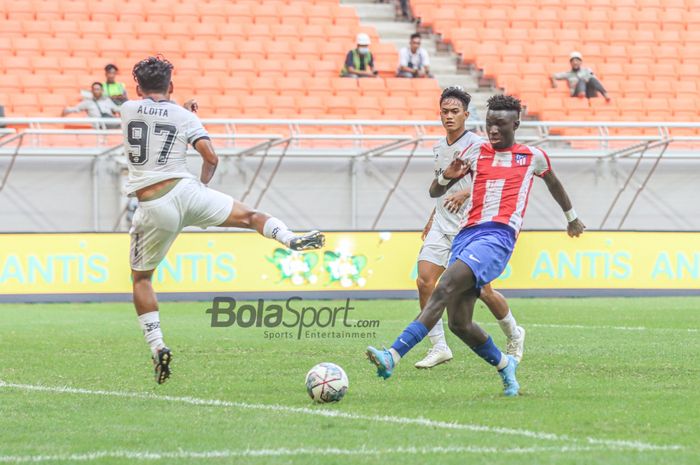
567, 218, 585, 237
443, 158, 469, 180
421, 219, 432, 241
183, 99, 198, 113
443, 191, 470, 214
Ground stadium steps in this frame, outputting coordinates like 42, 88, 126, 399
341, 0, 491, 114
340, 0, 542, 141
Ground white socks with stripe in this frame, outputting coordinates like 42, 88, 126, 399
138, 311, 165, 357
428, 318, 449, 351
263, 217, 295, 248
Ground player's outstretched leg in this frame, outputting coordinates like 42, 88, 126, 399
366, 260, 469, 379
414, 260, 452, 368
133, 270, 173, 384
218, 201, 325, 251
480, 284, 525, 362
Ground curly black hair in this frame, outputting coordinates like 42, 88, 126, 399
439, 86, 471, 111
487, 94, 522, 114
132, 56, 173, 94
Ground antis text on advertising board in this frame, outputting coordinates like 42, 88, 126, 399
0, 232, 699, 295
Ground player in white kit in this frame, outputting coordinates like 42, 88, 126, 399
414, 87, 525, 368
123, 57, 325, 384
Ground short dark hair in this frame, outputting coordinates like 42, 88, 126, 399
104, 64, 118, 72
132, 57, 173, 94
440, 86, 471, 111
91, 82, 103, 88
410, 33, 421, 41
487, 94, 522, 114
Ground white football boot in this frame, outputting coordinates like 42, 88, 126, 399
414, 346, 453, 368
506, 326, 525, 363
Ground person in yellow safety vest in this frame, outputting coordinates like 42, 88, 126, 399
104, 64, 129, 105
341, 33, 378, 78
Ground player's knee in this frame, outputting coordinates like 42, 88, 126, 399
132, 271, 153, 286
429, 283, 451, 307
439, 274, 464, 296
416, 275, 437, 294
236, 210, 257, 228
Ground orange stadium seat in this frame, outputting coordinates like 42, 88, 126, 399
355, 96, 382, 118
356, 78, 386, 98
410, 0, 700, 124
305, 77, 332, 97
0, 0, 481, 123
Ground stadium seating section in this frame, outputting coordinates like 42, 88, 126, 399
412, 0, 700, 124
0, 0, 442, 120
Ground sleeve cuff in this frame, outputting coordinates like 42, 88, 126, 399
190, 135, 210, 146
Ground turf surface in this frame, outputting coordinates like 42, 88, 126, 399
1, 297, 699, 464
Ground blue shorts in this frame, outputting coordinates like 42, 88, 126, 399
449, 222, 517, 290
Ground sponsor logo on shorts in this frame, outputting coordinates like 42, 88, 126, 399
468, 254, 481, 263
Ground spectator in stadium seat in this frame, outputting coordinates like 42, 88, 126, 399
340, 33, 378, 78
551, 52, 611, 102
397, 33, 431, 78
103, 64, 128, 105
63, 82, 120, 121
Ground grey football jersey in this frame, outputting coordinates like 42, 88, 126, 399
121, 98, 209, 194
431, 131, 483, 235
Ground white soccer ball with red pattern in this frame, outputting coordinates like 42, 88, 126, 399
305, 362, 349, 403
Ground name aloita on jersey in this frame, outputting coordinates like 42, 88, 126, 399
136, 105, 169, 117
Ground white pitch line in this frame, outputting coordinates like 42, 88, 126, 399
0, 380, 682, 452
0, 445, 649, 463
482, 322, 699, 333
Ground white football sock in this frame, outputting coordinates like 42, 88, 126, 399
388, 348, 401, 365
428, 318, 449, 351
498, 309, 519, 339
263, 217, 295, 247
496, 352, 509, 370
138, 311, 165, 356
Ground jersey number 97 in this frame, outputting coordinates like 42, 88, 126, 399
127, 121, 178, 165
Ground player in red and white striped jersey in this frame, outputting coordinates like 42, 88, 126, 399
458, 136, 552, 234
367, 95, 585, 397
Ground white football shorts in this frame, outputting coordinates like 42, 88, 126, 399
417, 228, 455, 268
129, 178, 233, 271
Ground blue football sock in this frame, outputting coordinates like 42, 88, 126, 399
470, 336, 505, 367
390, 320, 429, 357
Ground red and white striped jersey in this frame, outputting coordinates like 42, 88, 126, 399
457, 142, 552, 233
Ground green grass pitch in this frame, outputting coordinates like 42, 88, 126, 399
1, 297, 699, 464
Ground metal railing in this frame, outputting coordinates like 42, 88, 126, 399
0, 118, 698, 231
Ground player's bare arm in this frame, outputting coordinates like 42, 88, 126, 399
421, 208, 435, 241
194, 138, 218, 185
542, 170, 585, 237
429, 158, 469, 198
443, 188, 471, 214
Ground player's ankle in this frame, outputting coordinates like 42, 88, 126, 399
388, 348, 401, 365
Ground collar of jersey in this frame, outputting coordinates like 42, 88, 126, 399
144, 96, 172, 103
446, 130, 469, 147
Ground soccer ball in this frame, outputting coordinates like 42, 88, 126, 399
305, 362, 349, 403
